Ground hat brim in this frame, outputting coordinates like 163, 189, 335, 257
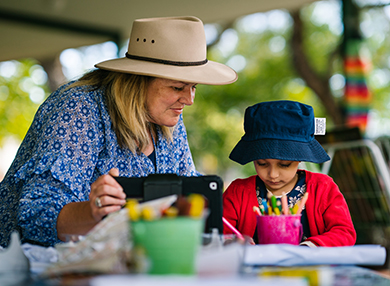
95, 57, 237, 85
229, 138, 330, 165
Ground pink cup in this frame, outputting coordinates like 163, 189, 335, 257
256, 215, 302, 245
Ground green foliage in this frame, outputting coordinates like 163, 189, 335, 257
0, 59, 49, 144
184, 5, 340, 179
362, 8, 390, 118
2, 2, 390, 184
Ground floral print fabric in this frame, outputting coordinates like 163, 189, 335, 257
0, 82, 199, 247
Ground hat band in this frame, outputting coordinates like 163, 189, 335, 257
125, 52, 208, 67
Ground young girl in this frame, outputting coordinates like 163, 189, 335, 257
223, 100, 356, 247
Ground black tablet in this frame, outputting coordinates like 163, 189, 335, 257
115, 174, 223, 233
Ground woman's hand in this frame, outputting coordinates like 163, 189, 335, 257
89, 168, 126, 221
57, 168, 126, 240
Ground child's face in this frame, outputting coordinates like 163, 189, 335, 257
254, 159, 300, 196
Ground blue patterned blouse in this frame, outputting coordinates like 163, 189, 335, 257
0, 82, 200, 247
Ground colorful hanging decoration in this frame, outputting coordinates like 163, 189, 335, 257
343, 39, 372, 133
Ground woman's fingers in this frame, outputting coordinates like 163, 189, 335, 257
108, 168, 119, 177
92, 180, 125, 200
95, 194, 126, 208
89, 168, 126, 221
90, 170, 125, 200
92, 204, 122, 221
90, 193, 126, 221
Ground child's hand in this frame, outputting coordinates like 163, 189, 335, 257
243, 235, 255, 245
223, 235, 255, 245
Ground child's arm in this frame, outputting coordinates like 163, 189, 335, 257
222, 177, 258, 238
304, 174, 357, 247
222, 184, 240, 235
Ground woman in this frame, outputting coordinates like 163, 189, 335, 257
0, 16, 237, 247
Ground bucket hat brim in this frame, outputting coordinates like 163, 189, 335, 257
229, 138, 330, 165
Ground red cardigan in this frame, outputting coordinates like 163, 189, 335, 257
223, 170, 356, 247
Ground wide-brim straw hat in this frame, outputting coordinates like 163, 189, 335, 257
229, 100, 330, 165
95, 16, 238, 85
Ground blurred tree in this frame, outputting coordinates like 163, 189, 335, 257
186, 1, 390, 180
291, 8, 344, 125
0, 59, 49, 142
1, 1, 390, 183
186, 5, 335, 179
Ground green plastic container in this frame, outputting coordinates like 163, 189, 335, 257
131, 217, 203, 275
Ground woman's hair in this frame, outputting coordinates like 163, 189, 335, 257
69, 69, 173, 153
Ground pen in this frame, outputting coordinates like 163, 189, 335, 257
259, 204, 265, 215
262, 200, 268, 214
222, 217, 245, 240
253, 206, 262, 216
276, 200, 282, 212
281, 192, 289, 215
296, 192, 309, 215
270, 195, 278, 213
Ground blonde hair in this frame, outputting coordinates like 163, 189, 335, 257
69, 69, 173, 153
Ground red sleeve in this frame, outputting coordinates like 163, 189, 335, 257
304, 171, 357, 247
222, 176, 258, 238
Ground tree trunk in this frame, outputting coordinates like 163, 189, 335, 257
290, 10, 345, 126
39, 55, 67, 92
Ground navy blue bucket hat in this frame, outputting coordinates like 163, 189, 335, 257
229, 100, 330, 165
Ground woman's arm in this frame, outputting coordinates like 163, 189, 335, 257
18, 168, 126, 246
56, 168, 126, 241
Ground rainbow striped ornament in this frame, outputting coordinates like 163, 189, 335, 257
343, 39, 372, 133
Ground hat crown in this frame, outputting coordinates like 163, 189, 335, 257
243, 100, 314, 143
229, 100, 330, 165
128, 16, 206, 63
95, 16, 238, 85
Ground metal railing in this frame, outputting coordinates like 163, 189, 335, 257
322, 139, 390, 206
320, 139, 390, 246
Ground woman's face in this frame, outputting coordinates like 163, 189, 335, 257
146, 78, 197, 127
254, 159, 300, 196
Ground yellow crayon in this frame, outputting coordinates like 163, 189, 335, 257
291, 203, 299, 215
141, 206, 156, 221
273, 207, 281, 216
125, 198, 138, 208
188, 193, 205, 218
125, 199, 140, 221
164, 206, 179, 218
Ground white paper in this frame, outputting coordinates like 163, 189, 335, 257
196, 243, 243, 276
243, 244, 386, 266
91, 274, 308, 286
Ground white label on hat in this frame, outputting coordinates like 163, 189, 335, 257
315, 118, 326, 135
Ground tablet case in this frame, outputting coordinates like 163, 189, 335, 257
115, 174, 223, 233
